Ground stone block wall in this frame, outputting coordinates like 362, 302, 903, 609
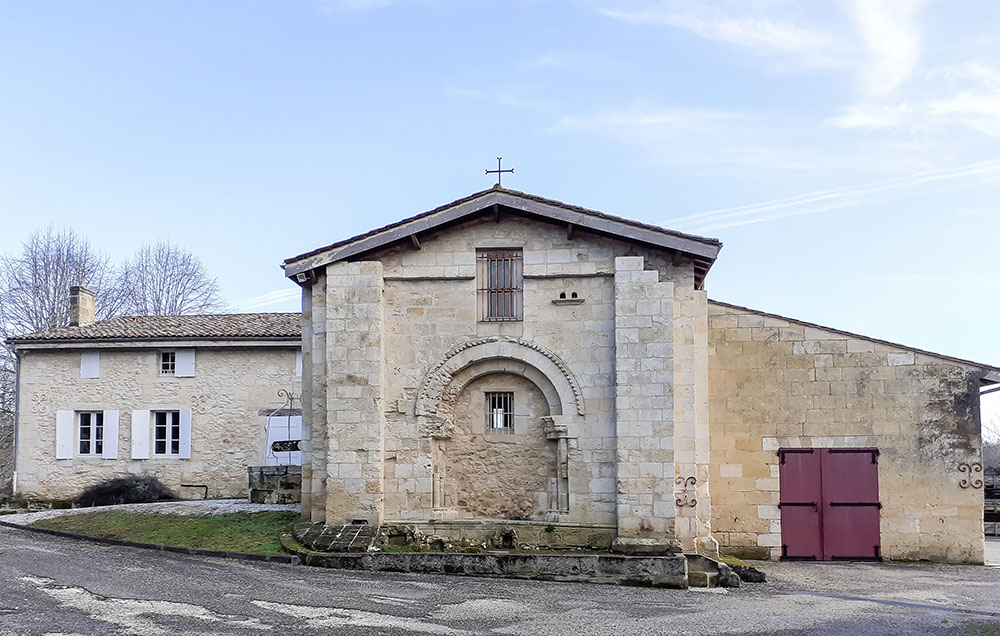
323, 260, 386, 524
613, 256, 676, 546
673, 282, 712, 554
13, 346, 300, 500
365, 216, 695, 530
303, 214, 704, 546
707, 301, 986, 563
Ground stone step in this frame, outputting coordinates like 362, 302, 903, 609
685, 554, 742, 588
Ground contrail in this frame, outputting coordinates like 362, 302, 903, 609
664, 159, 1000, 233
233, 288, 300, 311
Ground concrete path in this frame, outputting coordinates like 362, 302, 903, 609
986, 537, 1000, 566
1, 523, 999, 635
0, 498, 298, 526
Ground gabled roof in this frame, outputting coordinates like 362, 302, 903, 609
710, 299, 1000, 385
7, 313, 301, 347
283, 187, 723, 287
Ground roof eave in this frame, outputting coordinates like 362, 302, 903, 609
283, 189, 721, 278
9, 336, 301, 350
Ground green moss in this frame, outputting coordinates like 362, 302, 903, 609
717, 554, 751, 567
965, 625, 1000, 635
30, 511, 299, 555
379, 544, 419, 553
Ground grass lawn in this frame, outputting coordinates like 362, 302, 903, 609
30, 511, 299, 555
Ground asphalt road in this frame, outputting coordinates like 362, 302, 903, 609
1, 526, 998, 635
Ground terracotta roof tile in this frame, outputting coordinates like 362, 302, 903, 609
8, 313, 301, 344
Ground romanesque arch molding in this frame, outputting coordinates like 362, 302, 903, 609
415, 337, 585, 435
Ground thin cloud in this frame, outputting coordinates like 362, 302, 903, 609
665, 160, 1000, 232
319, 0, 393, 14
843, 0, 922, 96
233, 288, 300, 312
444, 83, 539, 109
829, 1, 928, 132
524, 51, 600, 70
600, 7, 839, 68
554, 106, 742, 132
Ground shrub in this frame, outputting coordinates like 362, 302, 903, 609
75, 475, 175, 507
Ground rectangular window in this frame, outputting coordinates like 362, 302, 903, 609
477, 250, 523, 321
153, 411, 181, 456
78, 411, 104, 455
485, 392, 514, 434
160, 351, 176, 375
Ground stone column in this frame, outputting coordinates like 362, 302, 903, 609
305, 270, 329, 522
612, 256, 677, 553
299, 281, 313, 519
672, 280, 715, 555
325, 261, 386, 525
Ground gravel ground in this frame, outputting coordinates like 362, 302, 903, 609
1, 526, 999, 635
0, 498, 299, 525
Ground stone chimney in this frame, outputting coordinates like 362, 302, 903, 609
69, 286, 96, 327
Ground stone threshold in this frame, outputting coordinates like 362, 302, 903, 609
281, 533, 694, 588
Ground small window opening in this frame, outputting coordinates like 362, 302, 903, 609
160, 351, 176, 375
485, 392, 514, 434
78, 411, 104, 456
571, 291, 578, 299
153, 410, 181, 456
477, 250, 523, 321
559, 291, 566, 299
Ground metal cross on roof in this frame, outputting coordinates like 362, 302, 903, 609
485, 156, 514, 187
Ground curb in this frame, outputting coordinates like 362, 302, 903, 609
0, 519, 301, 565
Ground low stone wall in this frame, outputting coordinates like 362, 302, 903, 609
248, 466, 301, 504
283, 534, 689, 588
382, 520, 617, 551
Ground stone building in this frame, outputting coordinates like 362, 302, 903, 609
284, 187, 999, 563
7, 287, 302, 500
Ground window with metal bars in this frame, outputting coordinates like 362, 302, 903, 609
477, 250, 523, 321
153, 410, 181, 456
78, 411, 104, 455
485, 392, 514, 433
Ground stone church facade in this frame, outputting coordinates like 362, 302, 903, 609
276, 186, 995, 564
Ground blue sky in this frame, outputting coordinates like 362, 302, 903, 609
1, 0, 998, 422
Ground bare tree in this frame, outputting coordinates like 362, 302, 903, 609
0, 227, 127, 494
120, 241, 224, 316
0, 227, 126, 337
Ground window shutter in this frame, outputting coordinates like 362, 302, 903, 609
102, 410, 119, 459
131, 410, 150, 459
178, 409, 192, 459
175, 349, 195, 377
55, 410, 74, 459
295, 351, 303, 377
80, 351, 100, 378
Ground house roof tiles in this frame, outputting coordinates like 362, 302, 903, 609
8, 312, 301, 345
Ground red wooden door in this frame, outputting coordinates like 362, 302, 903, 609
779, 448, 881, 561
778, 449, 823, 560
821, 449, 881, 560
